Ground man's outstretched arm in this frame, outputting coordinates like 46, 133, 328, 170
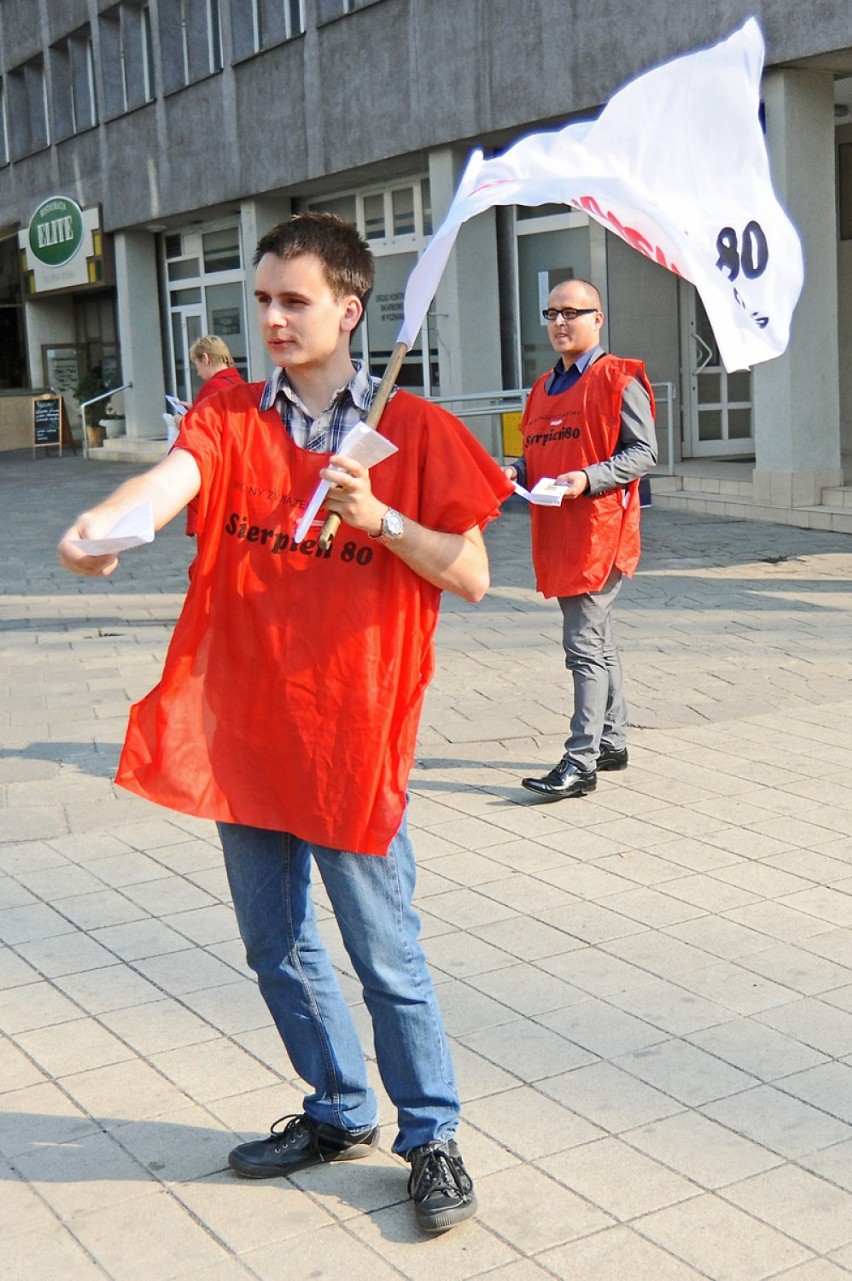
58, 449, 202, 578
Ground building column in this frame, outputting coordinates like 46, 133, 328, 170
428, 147, 502, 399
114, 232, 166, 439
752, 68, 841, 507
240, 196, 291, 381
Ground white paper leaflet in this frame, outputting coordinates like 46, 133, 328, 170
293, 421, 398, 544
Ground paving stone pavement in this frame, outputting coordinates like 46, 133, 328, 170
4, 451, 852, 1279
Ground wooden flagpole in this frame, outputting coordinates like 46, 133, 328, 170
317, 340, 410, 551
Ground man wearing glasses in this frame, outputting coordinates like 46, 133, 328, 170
503, 278, 657, 799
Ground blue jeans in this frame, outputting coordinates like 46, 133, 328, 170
217, 815, 460, 1155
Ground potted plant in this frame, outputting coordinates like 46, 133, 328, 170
99, 401, 127, 439
72, 366, 109, 448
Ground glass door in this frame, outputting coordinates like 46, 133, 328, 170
171, 308, 204, 402
680, 282, 754, 457
164, 223, 248, 398
515, 209, 593, 388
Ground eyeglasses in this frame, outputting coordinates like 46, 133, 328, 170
542, 307, 598, 322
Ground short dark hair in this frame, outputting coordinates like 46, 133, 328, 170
253, 212, 375, 308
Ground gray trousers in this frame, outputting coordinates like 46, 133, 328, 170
558, 567, 628, 770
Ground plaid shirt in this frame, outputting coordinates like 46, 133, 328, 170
258, 360, 382, 452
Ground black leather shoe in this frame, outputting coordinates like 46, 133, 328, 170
521, 755, 597, 799
408, 1140, 477, 1232
228, 1113, 380, 1178
597, 744, 628, 771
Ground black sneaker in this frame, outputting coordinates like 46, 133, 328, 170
407, 1140, 477, 1232
228, 1113, 380, 1178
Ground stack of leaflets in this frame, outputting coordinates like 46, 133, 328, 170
513, 477, 569, 506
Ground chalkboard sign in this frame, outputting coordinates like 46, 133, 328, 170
32, 394, 75, 457
34, 396, 61, 446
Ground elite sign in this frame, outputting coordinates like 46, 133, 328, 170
29, 196, 85, 267
19, 196, 103, 294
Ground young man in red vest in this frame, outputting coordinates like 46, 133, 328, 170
58, 213, 512, 1232
504, 278, 657, 799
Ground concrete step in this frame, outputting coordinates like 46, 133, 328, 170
89, 436, 170, 465
651, 486, 755, 519
650, 481, 852, 533
682, 476, 753, 499
821, 485, 852, 510
651, 473, 753, 500
786, 504, 852, 533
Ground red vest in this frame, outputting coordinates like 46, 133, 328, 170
116, 384, 511, 855
522, 355, 653, 598
184, 368, 246, 536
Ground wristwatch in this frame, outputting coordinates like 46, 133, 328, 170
372, 507, 404, 541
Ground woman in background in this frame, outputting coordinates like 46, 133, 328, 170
183, 335, 244, 410
181, 336, 245, 536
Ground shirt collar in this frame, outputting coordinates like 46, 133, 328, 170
258, 359, 375, 414
554, 344, 603, 379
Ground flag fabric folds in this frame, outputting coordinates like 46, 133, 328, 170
399, 18, 803, 372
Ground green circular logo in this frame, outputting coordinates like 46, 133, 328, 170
28, 196, 85, 267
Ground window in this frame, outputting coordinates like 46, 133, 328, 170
51, 26, 98, 138
363, 192, 384, 240
840, 143, 852, 240
352, 182, 429, 246
0, 81, 9, 167
316, 0, 381, 22
99, 2, 155, 116
230, 0, 305, 60
74, 293, 121, 389
317, 0, 350, 18
163, 225, 248, 399
515, 209, 592, 386
6, 56, 50, 158
161, 0, 223, 92
306, 179, 437, 393
0, 236, 28, 387
203, 228, 241, 272
391, 187, 415, 237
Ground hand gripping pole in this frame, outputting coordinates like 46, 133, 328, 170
317, 341, 409, 551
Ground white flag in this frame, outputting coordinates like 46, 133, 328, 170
399, 18, 803, 372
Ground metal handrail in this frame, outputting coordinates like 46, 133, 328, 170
80, 382, 132, 459
431, 388, 529, 408
428, 389, 528, 458
650, 382, 677, 476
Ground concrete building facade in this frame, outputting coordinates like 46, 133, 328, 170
2, 0, 852, 524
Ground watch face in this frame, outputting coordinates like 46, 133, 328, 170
383, 508, 404, 539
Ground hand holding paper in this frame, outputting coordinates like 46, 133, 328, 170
513, 478, 569, 506
294, 422, 398, 544
70, 501, 156, 555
